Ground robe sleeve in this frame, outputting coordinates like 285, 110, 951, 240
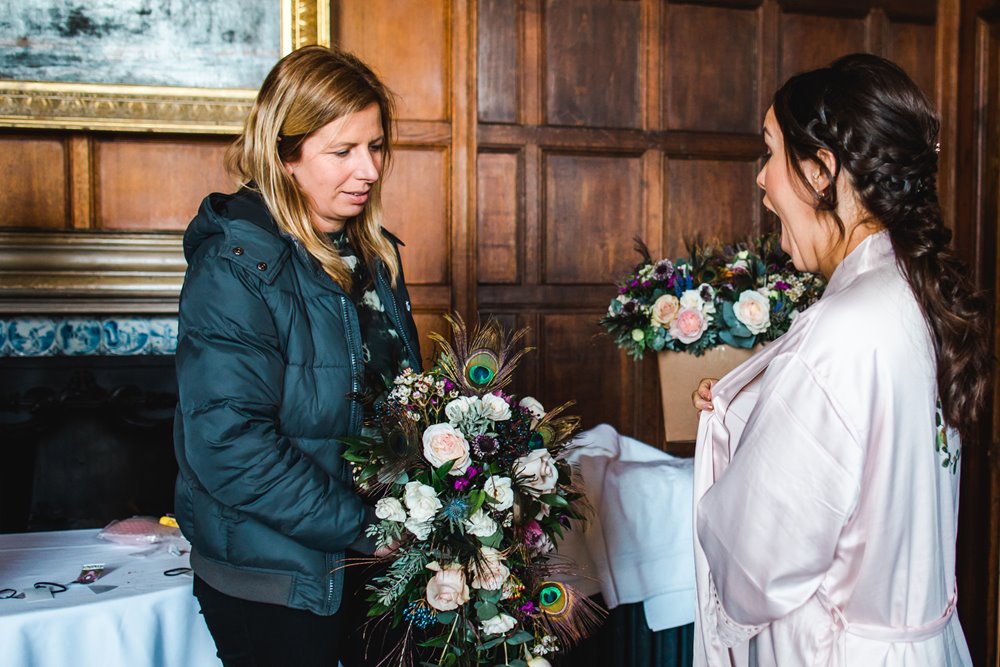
696, 351, 864, 629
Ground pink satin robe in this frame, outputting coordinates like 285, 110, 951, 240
693, 231, 972, 666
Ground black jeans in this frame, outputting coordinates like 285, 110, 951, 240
193, 567, 396, 667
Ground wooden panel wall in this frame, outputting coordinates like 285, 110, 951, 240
476, 0, 938, 449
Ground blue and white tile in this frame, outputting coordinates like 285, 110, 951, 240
57, 318, 104, 355
102, 318, 152, 355
8, 318, 58, 357
148, 318, 179, 355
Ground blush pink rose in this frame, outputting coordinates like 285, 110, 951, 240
425, 561, 471, 611
669, 307, 708, 344
470, 546, 510, 590
650, 294, 681, 327
422, 423, 471, 475
733, 290, 771, 334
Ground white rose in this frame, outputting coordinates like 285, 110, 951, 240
480, 612, 517, 636
425, 562, 471, 611
464, 509, 498, 537
483, 476, 514, 510
422, 423, 471, 475
733, 289, 771, 335
404, 516, 433, 540
470, 546, 510, 590
679, 289, 704, 311
514, 449, 559, 496
518, 396, 546, 421
374, 497, 406, 523
445, 396, 479, 423
527, 659, 553, 667
480, 393, 512, 421
404, 481, 442, 522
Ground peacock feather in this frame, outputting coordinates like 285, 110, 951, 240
535, 580, 606, 648
429, 313, 534, 396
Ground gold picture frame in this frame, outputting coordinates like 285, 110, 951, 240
0, 0, 330, 134
0, 1, 330, 315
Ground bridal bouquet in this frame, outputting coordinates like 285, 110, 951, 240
342, 316, 600, 666
601, 232, 825, 358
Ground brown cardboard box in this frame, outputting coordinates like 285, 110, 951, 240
658, 345, 759, 443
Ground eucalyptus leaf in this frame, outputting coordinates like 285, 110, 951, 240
505, 631, 533, 645
476, 602, 499, 620
436, 611, 457, 624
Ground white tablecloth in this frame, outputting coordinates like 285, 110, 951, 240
557, 424, 696, 631
0, 529, 220, 667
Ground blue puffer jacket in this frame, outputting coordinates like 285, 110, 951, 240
173, 188, 421, 615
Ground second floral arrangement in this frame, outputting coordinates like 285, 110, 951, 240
601, 232, 825, 358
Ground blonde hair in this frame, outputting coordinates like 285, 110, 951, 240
226, 45, 400, 289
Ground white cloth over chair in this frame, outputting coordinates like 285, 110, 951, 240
557, 423, 695, 631
0, 529, 220, 667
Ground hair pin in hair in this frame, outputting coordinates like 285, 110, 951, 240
935, 141, 940, 154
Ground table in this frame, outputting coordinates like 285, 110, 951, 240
0, 529, 220, 667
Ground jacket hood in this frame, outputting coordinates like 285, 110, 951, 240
184, 188, 279, 262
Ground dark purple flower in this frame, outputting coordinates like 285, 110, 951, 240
653, 259, 673, 278
775, 281, 791, 291
472, 435, 500, 458
519, 601, 537, 615
622, 300, 638, 315
454, 478, 470, 491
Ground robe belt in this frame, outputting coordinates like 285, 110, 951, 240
827, 588, 957, 666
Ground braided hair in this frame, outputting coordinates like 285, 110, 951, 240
772, 53, 991, 444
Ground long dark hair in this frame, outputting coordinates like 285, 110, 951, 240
772, 53, 990, 444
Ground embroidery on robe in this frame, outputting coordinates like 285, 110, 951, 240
935, 399, 959, 474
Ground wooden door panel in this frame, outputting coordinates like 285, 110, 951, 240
544, 0, 642, 129
665, 4, 759, 133
779, 12, 867, 80
335, 0, 449, 122
477, 150, 521, 285
665, 159, 760, 256
886, 20, 937, 98
478, 0, 519, 124
96, 137, 230, 231
543, 152, 644, 285
0, 135, 67, 229
412, 310, 450, 371
540, 312, 631, 432
382, 147, 450, 286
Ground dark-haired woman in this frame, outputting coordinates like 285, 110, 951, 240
691, 53, 989, 665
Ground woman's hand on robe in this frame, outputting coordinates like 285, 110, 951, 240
692, 377, 717, 411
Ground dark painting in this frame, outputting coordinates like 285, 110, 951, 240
0, 0, 280, 90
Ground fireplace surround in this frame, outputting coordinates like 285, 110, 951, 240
0, 230, 185, 533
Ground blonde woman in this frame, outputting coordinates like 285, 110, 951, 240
173, 46, 421, 666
